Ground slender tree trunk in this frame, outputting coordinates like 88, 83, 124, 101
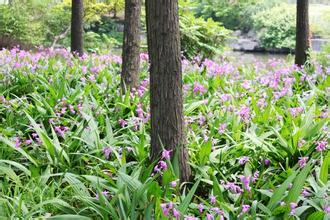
146, 0, 191, 182
71, 0, 84, 56
121, 0, 141, 91
295, 0, 310, 66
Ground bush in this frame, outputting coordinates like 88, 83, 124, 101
179, 0, 230, 60
252, 4, 296, 49
0, 5, 30, 43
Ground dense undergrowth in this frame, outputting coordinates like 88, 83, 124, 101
0, 48, 329, 219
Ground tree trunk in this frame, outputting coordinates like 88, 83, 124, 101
121, 0, 141, 91
71, 0, 84, 56
146, 0, 191, 182
295, 0, 310, 66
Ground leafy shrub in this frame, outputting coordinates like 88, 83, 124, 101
0, 5, 30, 43
179, 1, 230, 60
253, 4, 296, 49
180, 14, 230, 60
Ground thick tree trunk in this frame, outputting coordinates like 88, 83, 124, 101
295, 0, 310, 66
71, 0, 84, 56
146, 0, 191, 182
121, 0, 141, 91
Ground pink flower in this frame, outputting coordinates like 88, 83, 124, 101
158, 160, 167, 170
173, 208, 180, 219
206, 213, 214, 220
14, 137, 21, 148
239, 175, 251, 191
198, 203, 204, 213
288, 107, 304, 117
160, 203, 169, 216
264, 159, 271, 166
290, 202, 297, 215
103, 147, 112, 159
238, 156, 249, 165
162, 149, 171, 160
218, 123, 227, 134
118, 119, 128, 127
298, 157, 308, 168
170, 180, 177, 187
24, 139, 32, 145
193, 82, 207, 95
316, 140, 327, 152
220, 94, 231, 102
237, 105, 250, 121
209, 195, 216, 205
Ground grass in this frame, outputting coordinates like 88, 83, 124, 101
0, 47, 329, 219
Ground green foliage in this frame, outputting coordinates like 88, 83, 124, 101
0, 5, 31, 43
194, 0, 285, 31
253, 4, 296, 49
179, 0, 230, 60
0, 47, 329, 219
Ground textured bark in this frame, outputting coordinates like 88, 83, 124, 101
146, 0, 191, 182
295, 0, 310, 66
121, 0, 141, 91
71, 0, 84, 56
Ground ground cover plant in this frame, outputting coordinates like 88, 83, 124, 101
0, 48, 329, 219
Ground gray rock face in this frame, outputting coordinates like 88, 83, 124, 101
311, 39, 330, 51
228, 30, 330, 53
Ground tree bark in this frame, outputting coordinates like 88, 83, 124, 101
146, 0, 191, 182
71, 0, 84, 56
295, 0, 310, 66
121, 0, 141, 91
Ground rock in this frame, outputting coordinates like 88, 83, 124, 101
311, 39, 330, 51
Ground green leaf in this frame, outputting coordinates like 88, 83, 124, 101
48, 215, 91, 220
307, 211, 325, 220
320, 151, 330, 184
199, 140, 212, 165
178, 178, 201, 214
267, 169, 298, 210
0, 136, 38, 166
285, 161, 312, 203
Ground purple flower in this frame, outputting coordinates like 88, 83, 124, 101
237, 105, 250, 121
324, 205, 330, 214
238, 156, 250, 165
158, 160, 168, 170
288, 107, 304, 117
218, 123, 227, 134
253, 171, 259, 183
103, 147, 112, 159
239, 175, 251, 191
223, 181, 243, 194
193, 82, 207, 95
95, 190, 110, 200
173, 208, 180, 219
198, 203, 204, 213
162, 149, 171, 160
54, 126, 69, 137
14, 137, 21, 148
264, 159, 271, 166
206, 213, 214, 220
301, 188, 311, 197
118, 119, 128, 127
170, 180, 177, 187
289, 202, 297, 216
238, 204, 250, 217
298, 139, 306, 148
161, 203, 169, 216
298, 157, 308, 168
220, 94, 231, 102
209, 195, 216, 205
24, 139, 32, 145
316, 140, 327, 152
